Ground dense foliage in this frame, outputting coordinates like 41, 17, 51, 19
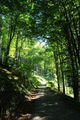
0, 0, 80, 119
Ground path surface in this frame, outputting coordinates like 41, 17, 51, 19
29, 87, 80, 120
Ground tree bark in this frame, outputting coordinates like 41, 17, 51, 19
54, 50, 60, 92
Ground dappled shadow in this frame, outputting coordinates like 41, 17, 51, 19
0, 87, 36, 120
0, 67, 37, 120
1, 65, 80, 120
29, 88, 80, 120
10, 93, 36, 120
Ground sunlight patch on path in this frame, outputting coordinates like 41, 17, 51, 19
32, 116, 45, 120
35, 89, 45, 99
37, 86, 46, 89
17, 114, 31, 120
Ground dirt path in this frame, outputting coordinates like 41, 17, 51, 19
29, 87, 80, 120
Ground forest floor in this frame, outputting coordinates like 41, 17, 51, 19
29, 87, 80, 120
0, 66, 80, 120
0, 66, 37, 120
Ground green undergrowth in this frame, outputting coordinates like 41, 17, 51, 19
31, 74, 47, 88
0, 66, 35, 118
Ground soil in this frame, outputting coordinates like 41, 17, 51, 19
29, 88, 80, 120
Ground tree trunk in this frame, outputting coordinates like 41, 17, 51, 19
60, 56, 65, 94
54, 51, 60, 92
63, 24, 79, 101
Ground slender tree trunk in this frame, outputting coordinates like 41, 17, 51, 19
5, 30, 12, 65
61, 1, 80, 65
54, 51, 60, 92
60, 56, 65, 94
64, 25, 79, 101
15, 32, 19, 61
0, 36, 2, 64
0, 16, 2, 65
4, 14, 18, 66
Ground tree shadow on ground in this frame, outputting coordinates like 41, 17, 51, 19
0, 67, 36, 120
0, 91, 36, 120
29, 88, 80, 120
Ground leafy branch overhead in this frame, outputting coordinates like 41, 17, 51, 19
0, 0, 80, 119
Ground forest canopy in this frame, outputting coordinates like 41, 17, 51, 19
0, 1, 80, 117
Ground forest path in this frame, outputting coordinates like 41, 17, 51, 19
29, 87, 80, 120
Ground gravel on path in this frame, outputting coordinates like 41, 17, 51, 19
29, 88, 80, 120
